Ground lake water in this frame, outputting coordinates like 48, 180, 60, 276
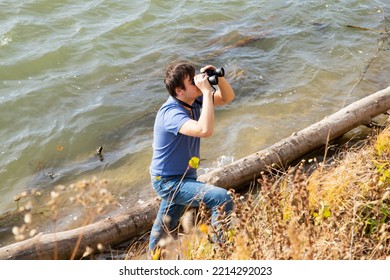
0, 0, 389, 246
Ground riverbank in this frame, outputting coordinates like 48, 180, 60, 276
1, 121, 389, 260
127, 122, 390, 260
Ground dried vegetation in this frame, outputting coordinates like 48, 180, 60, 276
141, 126, 390, 260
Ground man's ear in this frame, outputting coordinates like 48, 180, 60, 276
175, 87, 183, 97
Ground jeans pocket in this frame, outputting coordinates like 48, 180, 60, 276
153, 176, 179, 199
152, 177, 163, 193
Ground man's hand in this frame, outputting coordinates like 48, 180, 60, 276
194, 73, 213, 95
200, 65, 216, 74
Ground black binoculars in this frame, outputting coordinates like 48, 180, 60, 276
193, 67, 225, 86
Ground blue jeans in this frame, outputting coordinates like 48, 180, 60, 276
148, 176, 233, 254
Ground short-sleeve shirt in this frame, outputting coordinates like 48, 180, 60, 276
150, 96, 202, 179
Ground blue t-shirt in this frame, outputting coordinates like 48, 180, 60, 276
150, 96, 202, 179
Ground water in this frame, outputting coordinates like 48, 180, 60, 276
0, 0, 389, 246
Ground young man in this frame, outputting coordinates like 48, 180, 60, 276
149, 61, 235, 256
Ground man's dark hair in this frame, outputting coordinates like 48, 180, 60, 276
164, 62, 195, 97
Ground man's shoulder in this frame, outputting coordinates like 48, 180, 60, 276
155, 96, 190, 135
161, 96, 177, 107
156, 97, 187, 122
159, 96, 185, 113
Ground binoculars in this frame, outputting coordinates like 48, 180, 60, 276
193, 67, 225, 86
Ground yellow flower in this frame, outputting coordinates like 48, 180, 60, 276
227, 229, 236, 242
188, 157, 200, 169
151, 247, 161, 260
198, 223, 208, 234
322, 207, 331, 218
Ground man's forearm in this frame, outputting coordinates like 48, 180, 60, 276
214, 78, 235, 105
197, 91, 215, 137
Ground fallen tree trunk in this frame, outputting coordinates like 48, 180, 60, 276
0, 85, 389, 260
198, 85, 390, 188
0, 197, 159, 260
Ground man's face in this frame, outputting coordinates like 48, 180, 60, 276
179, 75, 202, 99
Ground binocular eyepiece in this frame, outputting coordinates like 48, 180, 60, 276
193, 67, 225, 86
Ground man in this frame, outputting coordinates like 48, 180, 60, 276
149, 61, 235, 256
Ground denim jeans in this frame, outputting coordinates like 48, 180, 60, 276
148, 176, 233, 254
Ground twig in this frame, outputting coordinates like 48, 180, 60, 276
349, 196, 357, 259
70, 215, 93, 260
320, 128, 332, 172
343, 8, 389, 108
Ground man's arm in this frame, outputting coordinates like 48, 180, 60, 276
213, 77, 235, 106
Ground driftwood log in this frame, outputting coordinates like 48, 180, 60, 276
0, 85, 389, 260
0, 197, 159, 260
199, 85, 390, 188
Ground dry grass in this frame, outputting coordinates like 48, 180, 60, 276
147, 126, 390, 260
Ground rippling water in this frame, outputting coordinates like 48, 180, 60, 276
0, 0, 389, 245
